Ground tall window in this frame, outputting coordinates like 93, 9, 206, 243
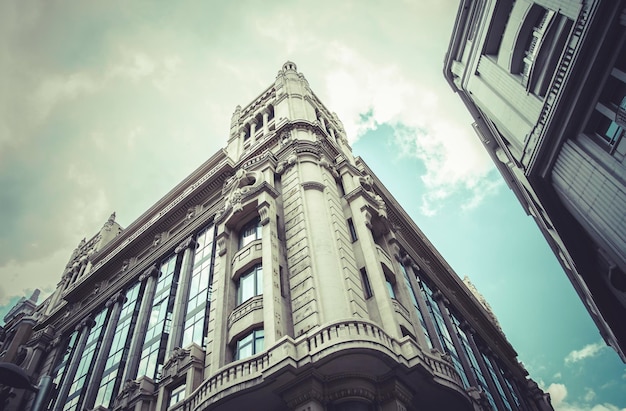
137, 254, 179, 381
234, 329, 264, 360
182, 225, 215, 347
400, 264, 433, 349
347, 218, 358, 242
482, 353, 513, 411
94, 283, 142, 408
239, 216, 262, 248
64, 309, 108, 411
360, 268, 373, 299
420, 281, 470, 389
49, 331, 79, 410
452, 313, 497, 410
237, 264, 263, 305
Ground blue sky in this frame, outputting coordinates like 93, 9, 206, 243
0, 1, 624, 409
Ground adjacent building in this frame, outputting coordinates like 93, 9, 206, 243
1, 62, 552, 410
444, 0, 626, 361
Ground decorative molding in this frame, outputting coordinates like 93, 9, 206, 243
257, 201, 271, 226
216, 231, 229, 257
139, 264, 159, 282
301, 181, 325, 192
175, 236, 197, 254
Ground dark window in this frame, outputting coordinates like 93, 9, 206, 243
360, 268, 373, 299
347, 218, 358, 242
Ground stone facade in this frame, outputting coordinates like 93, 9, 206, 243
1, 62, 551, 410
444, 0, 626, 361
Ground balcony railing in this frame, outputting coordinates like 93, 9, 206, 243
172, 319, 464, 411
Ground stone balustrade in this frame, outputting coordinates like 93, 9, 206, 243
172, 319, 464, 411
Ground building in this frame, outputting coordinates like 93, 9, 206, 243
1, 62, 552, 411
443, 0, 626, 361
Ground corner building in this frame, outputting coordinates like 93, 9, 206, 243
11, 62, 551, 411
443, 0, 626, 361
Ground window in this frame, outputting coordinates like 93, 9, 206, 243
239, 216, 262, 248
169, 383, 186, 407
234, 329, 264, 360
347, 218, 358, 242
237, 264, 263, 305
360, 268, 373, 299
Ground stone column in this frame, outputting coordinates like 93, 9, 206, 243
53, 317, 95, 411
404, 263, 443, 352
262, 109, 270, 136
250, 118, 258, 144
433, 291, 478, 388
121, 265, 160, 383
300, 153, 351, 323
486, 351, 519, 410
350, 207, 397, 337
259, 200, 284, 346
81, 292, 126, 410
166, 237, 197, 355
463, 324, 507, 411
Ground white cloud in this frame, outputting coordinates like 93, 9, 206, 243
543, 381, 625, 411
565, 341, 606, 364
548, 383, 568, 407
584, 389, 597, 403
322, 44, 497, 216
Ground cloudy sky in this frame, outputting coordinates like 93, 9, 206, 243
1, 1, 624, 410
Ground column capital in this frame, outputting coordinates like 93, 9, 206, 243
139, 264, 160, 282
75, 316, 95, 332
175, 236, 197, 254
459, 320, 475, 334
106, 291, 126, 308
433, 290, 449, 305
248, 117, 258, 126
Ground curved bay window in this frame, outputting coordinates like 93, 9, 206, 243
236, 264, 263, 305
234, 329, 264, 361
239, 216, 262, 249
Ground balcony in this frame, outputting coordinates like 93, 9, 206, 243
172, 320, 471, 411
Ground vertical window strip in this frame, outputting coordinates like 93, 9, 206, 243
482, 353, 513, 411
182, 225, 215, 347
452, 315, 497, 409
63, 309, 108, 411
400, 264, 433, 349
49, 331, 79, 410
93, 282, 141, 408
137, 254, 178, 380
421, 281, 469, 388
